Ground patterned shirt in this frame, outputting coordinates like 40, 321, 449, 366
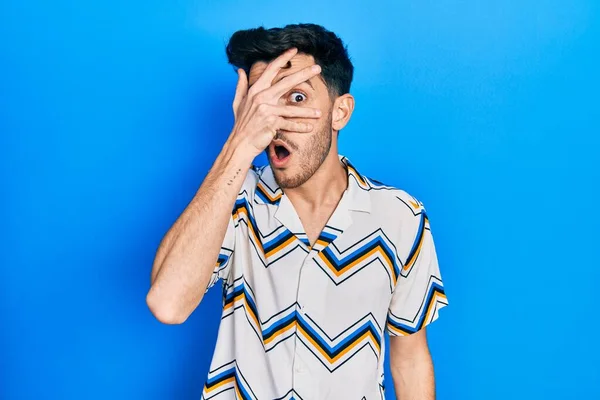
201, 155, 448, 400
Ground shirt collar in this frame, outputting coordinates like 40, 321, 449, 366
254, 155, 371, 214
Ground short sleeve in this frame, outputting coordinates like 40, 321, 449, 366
386, 210, 448, 336
204, 212, 236, 293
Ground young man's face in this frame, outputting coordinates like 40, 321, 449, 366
248, 53, 335, 189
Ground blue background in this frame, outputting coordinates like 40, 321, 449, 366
2, 0, 599, 399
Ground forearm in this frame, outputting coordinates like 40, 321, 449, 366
146, 141, 252, 324
391, 351, 435, 400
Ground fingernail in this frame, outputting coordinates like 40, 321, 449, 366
311, 65, 321, 72
315, 109, 322, 116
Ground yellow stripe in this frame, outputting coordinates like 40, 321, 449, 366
297, 324, 380, 364
223, 292, 244, 311
234, 382, 242, 400
257, 182, 282, 203
265, 235, 296, 258
404, 230, 425, 271
424, 292, 447, 323
264, 320, 297, 345
234, 206, 265, 254
321, 247, 390, 277
204, 376, 235, 393
386, 323, 409, 336
223, 292, 259, 328
347, 165, 367, 187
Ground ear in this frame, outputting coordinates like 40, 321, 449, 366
331, 93, 355, 131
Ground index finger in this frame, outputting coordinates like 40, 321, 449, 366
267, 64, 322, 99
250, 47, 298, 94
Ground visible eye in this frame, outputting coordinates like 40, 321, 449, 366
288, 91, 307, 103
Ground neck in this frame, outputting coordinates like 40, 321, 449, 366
283, 150, 348, 211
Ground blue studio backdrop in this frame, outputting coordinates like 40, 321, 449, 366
2, 1, 599, 399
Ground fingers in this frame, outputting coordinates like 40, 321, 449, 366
263, 104, 321, 119
250, 48, 299, 94
232, 69, 248, 119
267, 64, 322, 99
276, 117, 314, 133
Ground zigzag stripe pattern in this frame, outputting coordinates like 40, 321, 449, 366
314, 230, 402, 288
221, 278, 382, 371
311, 225, 344, 252
232, 196, 307, 265
206, 247, 234, 291
297, 312, 382, 371
202, 360, 257, 400
342, 157, 395, 191
403, 213, 429, 273
386, 275, 448, 336
255, 180, 282, 205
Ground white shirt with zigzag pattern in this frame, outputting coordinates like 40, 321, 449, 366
201, 156, 448, 400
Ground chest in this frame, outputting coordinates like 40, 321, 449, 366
296, 206, 338, 247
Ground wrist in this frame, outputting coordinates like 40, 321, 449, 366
218, 137, 256, 172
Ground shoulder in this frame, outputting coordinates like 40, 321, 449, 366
362, 179, 431, 257
236, 164, 283, 207
360, 174, 427, 223
237, 164, 266, 193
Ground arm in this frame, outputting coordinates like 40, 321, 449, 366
389, 328, 435, 399
386, 200, 449, 398
146, 145, 252, 325
146, 47, 323, 324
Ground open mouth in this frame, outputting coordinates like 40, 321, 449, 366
270, 140, 293, 166
274, 144, 290, 160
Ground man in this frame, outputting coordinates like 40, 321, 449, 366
147, 23, 448, 400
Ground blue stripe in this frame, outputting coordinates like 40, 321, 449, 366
388, 281, 445, 332
262, 310, 296, 337
321, 236, 400, 277
319, 231, 337, 241
263, 229, 294, 251
297, 314, 380, 354
406, 213, 426, 263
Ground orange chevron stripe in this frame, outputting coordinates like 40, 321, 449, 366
316, 239, 328, 247
234, 205, 265, 254
404, 219, 428, 271
223, 292, 259, 328
264, 320, 297, 345
424, 292, 447, 324
346, 165, 367, 186
319, 246, 395, 280
386, 324, 408, 336
297, 324, 380, 364
265, 234, 296, 258
234, 382, 242, 400
257, 182, 282, 203
387, 289, 447, 336
205, 376, 235, 393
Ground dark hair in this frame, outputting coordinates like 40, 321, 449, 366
226, 23, 354, 98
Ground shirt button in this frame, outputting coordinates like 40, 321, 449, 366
294, 363, 304, 373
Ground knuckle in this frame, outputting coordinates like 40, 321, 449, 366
265, 115, 277, 125
247, 86, 258, 98
256, 102, 269, 115
254, 92, 268, 104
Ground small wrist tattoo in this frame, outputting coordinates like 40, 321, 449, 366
227, 168, 242, 186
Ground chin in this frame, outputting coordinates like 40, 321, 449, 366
270, 167, 303, 189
